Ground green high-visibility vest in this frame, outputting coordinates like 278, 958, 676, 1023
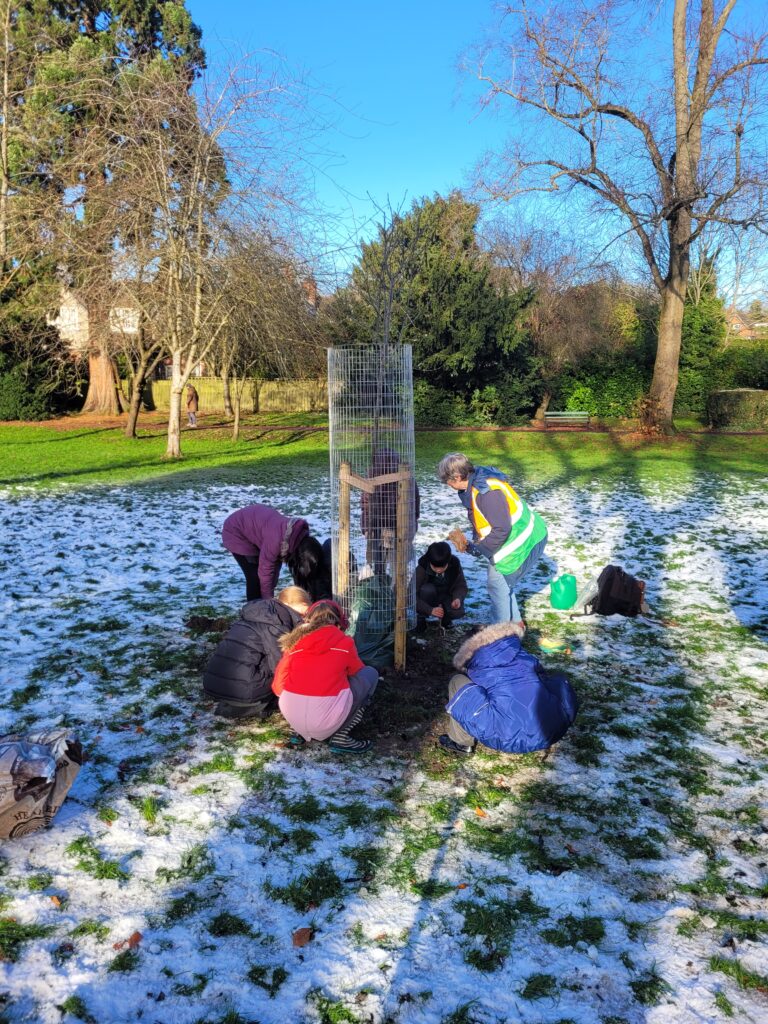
471, 476, 548, 576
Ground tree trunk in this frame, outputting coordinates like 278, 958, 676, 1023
533, 390, 552, 421
0, 1, 10, 275
646, 263, 688, 432
114, 359, 129, 408
165, 351, 184, 458
233, 394, 241, 441
124, 360, 150, 438
81, 347, 124, 415
222, 365, 233, 416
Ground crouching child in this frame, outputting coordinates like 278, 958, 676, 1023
439, 622, 578, 755
272, 599, 377, 754
202, 586, 312, 721
414, 541, 468, 632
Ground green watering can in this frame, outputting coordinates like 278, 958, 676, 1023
550, 573, 578, 610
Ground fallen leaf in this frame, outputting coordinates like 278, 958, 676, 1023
374, 932, 389, 942
127, 931, 142, 949
50, 895, 62, 908
475, 807, 488, 818
565, 843, 578, 855
292, 927, 313, 948
456, 883, 468, 890
135, 726, 145, 734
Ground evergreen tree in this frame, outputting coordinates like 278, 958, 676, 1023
675, 263, 726, 415
326, 193, 535, 419
0, 0, 204, 414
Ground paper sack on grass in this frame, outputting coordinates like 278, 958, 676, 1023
0, 730, 82, 840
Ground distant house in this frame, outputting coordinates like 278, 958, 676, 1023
48, 290, 90, 353
49, 288, 141, 355
725, 308, 759, 340
108, 304, 140, 336
302, 275, 320, 311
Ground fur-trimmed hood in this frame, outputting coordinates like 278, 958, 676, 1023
453, 621, 525, 671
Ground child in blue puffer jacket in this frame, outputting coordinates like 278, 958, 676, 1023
439, 621, 578, 755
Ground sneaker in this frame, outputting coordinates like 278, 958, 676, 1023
288, 733, 306, 747
328, 736, 372, 754
438, 734, 474, 756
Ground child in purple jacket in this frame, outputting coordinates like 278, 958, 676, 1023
222, 503, 318, 601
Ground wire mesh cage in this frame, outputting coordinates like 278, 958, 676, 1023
327, 344, 417, 670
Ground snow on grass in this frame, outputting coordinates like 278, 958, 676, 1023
0, 462, 766, 1024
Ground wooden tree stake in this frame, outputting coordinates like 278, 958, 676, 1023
337, 461, 351, 598
394, 461, 410, 671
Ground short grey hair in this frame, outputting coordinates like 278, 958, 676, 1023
437, 452, 474, 483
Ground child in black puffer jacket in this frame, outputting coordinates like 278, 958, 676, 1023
202, 586, 311, 720
414, 541, 468, 632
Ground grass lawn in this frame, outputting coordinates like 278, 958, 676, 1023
0, 417, 766, 1024
1, 413, 766, 490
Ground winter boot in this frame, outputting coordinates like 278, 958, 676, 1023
438, 733, 474, 756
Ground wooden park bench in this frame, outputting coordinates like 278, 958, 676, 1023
543, 410, 591, 429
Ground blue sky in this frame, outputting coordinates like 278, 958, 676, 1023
190, 1, 500, 271
189, 0, 768, 297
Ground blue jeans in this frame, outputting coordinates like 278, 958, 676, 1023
486, 536, 548, 623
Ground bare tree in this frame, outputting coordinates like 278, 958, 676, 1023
483, 218, 645, 417
213, 233, 323, 440
472, 0, 768, 430
63, 51, 315, 455
111, 297, 166, 439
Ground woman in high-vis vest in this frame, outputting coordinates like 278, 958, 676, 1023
438, 452, 548, 628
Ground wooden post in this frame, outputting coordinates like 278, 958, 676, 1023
394, 461, 410, 671
337, 461, 351, 599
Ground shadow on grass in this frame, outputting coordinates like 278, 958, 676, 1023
3, 430, 767, 1022
1, 427, 121, 445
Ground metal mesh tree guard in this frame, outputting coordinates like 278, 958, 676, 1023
327, 344, 417, 670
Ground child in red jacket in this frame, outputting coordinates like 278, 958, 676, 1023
272, 600, 378, 754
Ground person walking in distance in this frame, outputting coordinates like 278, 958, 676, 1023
186, 384, 199, 428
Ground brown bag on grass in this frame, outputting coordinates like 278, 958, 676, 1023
0, 730, 82, 840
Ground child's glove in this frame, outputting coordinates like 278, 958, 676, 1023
448, 528, 469, 553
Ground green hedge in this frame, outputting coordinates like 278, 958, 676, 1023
714, 340, 768, 391
413, 380, 535, 427
0, 361, 52, 420
559, 366, 650, 419
707, 389, 768, 430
